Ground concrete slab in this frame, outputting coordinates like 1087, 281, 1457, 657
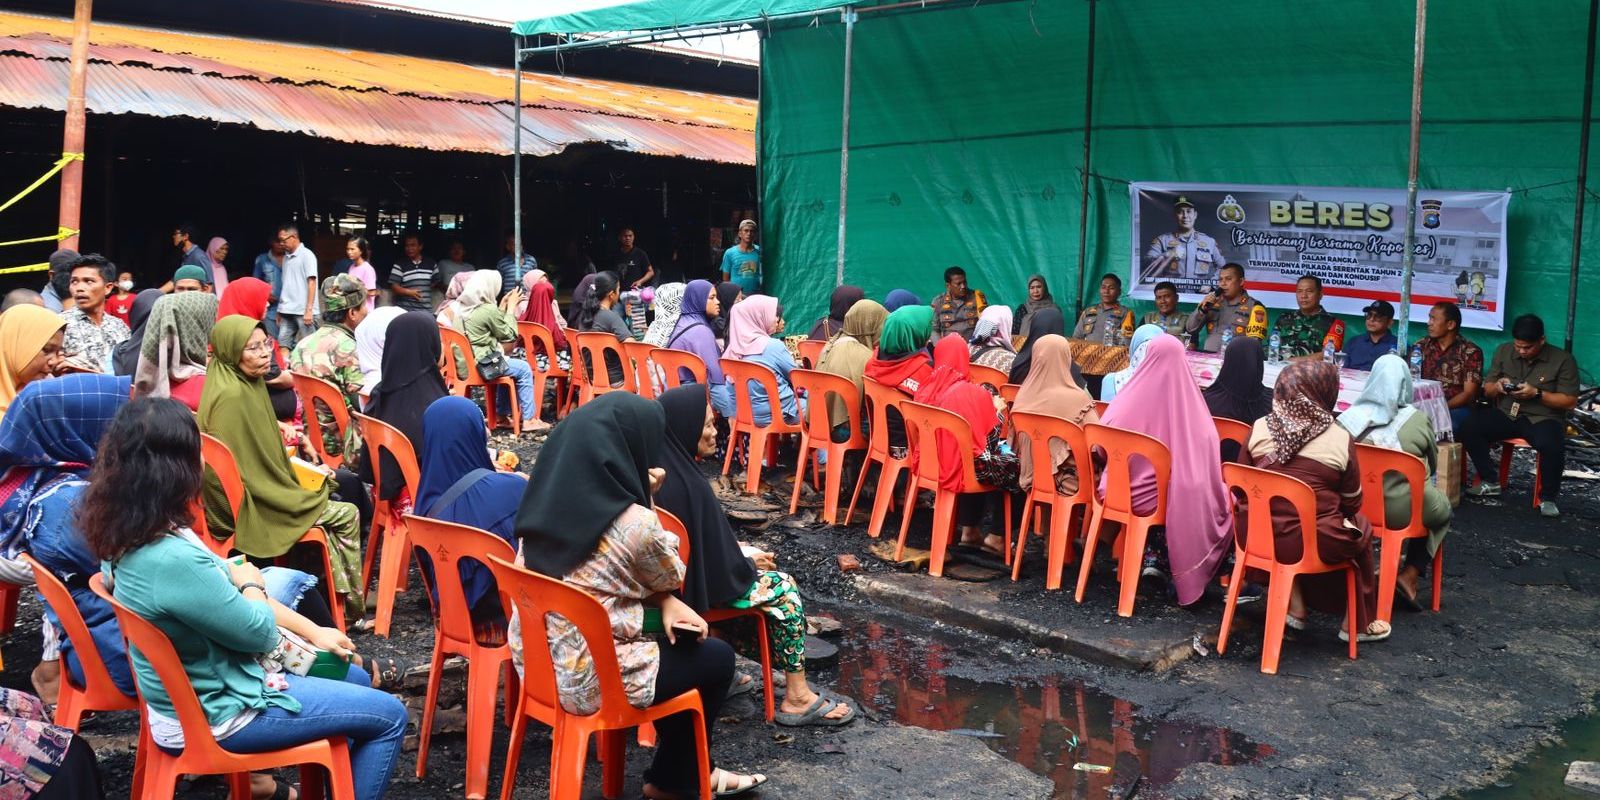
1569, 761, 1600, 796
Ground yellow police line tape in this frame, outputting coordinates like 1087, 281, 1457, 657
0, 228, 78, 274
0, 152, 86, 276
0, 152, 83, 218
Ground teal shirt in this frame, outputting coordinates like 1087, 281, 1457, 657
720, 244, 762, 295
104, 532, 296, 726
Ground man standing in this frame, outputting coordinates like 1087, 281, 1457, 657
1271, 274, 1345, 358
254, 232, 287, 330
40, 248, 79, 312
1140, 281, 1188, 338
389, 233, 437, 313
441, 240, 477, 295
58, 254, 130, 374
720, 219, 762, 296
1144, 196, 1226, 283
1074, 274, 1134, 342
291, 274, 371, 461
1418, 301, 1484, 433
275, 223, 320, 351
172, 223, 211, 273
1460, 314, 1578, 518
612, 227, 654, 290
495, 236, 536, 299
1185, 262, 1268, 353
1344, 300, 1398, 371
931, 266, 988, 339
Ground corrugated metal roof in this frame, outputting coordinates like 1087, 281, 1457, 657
0, 10, 756, 164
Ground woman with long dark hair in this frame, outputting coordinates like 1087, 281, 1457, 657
575, 270, 632, 388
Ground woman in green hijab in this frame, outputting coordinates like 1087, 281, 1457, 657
199, 315, 367, 625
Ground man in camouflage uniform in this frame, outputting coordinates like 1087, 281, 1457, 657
1185, 262, 1268, 352
290, 274, 371, 460
1272, 273, 1346, 358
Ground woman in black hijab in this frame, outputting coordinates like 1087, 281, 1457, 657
111, 289, 163, 376
1008, 306, 1069, 385
1203, 335, 1273, 461
806, 285, 864, 341
712, 281, 743, 345
514, 392, 766, 797
654, 386, 855, 727
362, 311, 449, 499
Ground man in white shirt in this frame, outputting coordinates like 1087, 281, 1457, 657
274, 223, 320, 351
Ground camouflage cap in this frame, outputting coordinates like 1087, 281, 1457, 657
321, 274, 367, 313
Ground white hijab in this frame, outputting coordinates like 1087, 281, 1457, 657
355, 306, 406, 395
1337, 353, 1417, 450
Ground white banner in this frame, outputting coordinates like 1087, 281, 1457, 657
1129, 182, 1511, 330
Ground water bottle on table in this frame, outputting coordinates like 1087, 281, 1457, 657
1409, 344, 1423, 378
1322, 339, 1336, 364
1221, 327, 1233, 350
1269, 330, 1282, 364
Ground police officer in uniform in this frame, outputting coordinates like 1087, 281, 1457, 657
1075, 273, 1134, 342
1145, 195, 1226, 284
1141, 281, 1189, 338
1185, 262, 1267, 353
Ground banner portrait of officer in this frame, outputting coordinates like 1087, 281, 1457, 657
1142, 195, 1227, 289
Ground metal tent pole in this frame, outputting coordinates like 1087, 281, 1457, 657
58, 0, 92, 251
835, 6, 856, 287
1568, 0, 1598, 352
513, 34, 523, 272
1074, 0, 1097, 319
1399, 0, 1428, 351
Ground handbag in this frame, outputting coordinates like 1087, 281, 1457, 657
477, 350, 510, 382
260, 627, 349, 679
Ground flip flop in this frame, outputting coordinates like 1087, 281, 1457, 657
1339, 621, 1393, 643
712, 768, 768, 797
726, 672, 757, 699
1395, 583, 1424, 613
775, 692, 856, 727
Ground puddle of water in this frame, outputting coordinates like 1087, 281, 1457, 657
825, 617, 1274, 798
1454, 706, 1600, 800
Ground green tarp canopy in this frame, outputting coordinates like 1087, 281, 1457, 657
511, 0, 844, 35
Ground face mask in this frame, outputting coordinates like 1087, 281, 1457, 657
117, 280, 134, 292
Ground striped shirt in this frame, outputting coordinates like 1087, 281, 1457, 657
390, 258, 436, 312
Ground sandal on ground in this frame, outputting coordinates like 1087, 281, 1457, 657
1284, 614, 1308, 631
978, 535, 1007, 559
726, 672, 756, 699
774, 692, 855, 727
1338, 620, 1393, 643
712, 768, 768, 797
346, 618, 376, 635
365, 657, 407, 692
1395, 581, 1424, 613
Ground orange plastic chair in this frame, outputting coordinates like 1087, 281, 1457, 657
651, 348, 709, 391
657, 510, 776, 723
352, 412, 422, 639
1355, 443, 1443, 622
796, 339, 826, 369
439, 325, 521, 435
1007, 412, 1094, 590
21, 554, 140, 733
486, 555, 712, 800
622, 340, 658, 398
788, 369, 868, 524
719, 359, 803, 494
1073, 423, 1170, 617
968, 364, 1009, 393
1094, 400, 1110, 417
404, 515, 517, 800
846, 378, 913, 537
1496, 437, 1543, 507
561, 327, 588, 411
997, 384, 1020, 404
575, 332, 636, 405
290, 372, 353, 470
89, 574, 357, 800
518, 321, 571, 420
1213, 416, 1253, 462
1216, 463, 1359, 674
894, 400, 1012, 578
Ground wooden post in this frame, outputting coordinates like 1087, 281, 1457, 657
57, 0, 92, 251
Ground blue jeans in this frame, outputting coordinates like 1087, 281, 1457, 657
1449, 407, 1472, 439
221, 670, 406, 800
493, 356, 538, 422
277, 315, 314, 350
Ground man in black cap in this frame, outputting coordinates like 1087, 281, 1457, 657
40, 248, 79, 312
1144, 195, 1226, 284
1345, 299, 1398, 371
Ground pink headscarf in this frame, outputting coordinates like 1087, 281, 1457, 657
1099, 335, 1233, 606
206, 236, 230, 295
723, 294, 779, 360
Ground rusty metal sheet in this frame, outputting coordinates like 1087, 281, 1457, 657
0, 10, 755, 164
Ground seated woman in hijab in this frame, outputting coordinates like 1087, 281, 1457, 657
1240, 360, 1388, 642
1100, 323, 1165, 402
111, 289, 162, 377
863, 305, 935, 457
133, 291, 218, 411
913, 335, 1010, 557
665, 280, 728, 413
0, 304, 65, 421
434, 270, 474, 330
720, 295, 800, 427
1098, 336, 1233, 603
361, 311, 449, 507
1008, 307, 1070, 385
458, 270, 544, 431
643, 282, 686, 348
514, 269, 564, 326
882, 289, 921, 313
201, 316, 369, 629
216, 277, 297, 421
354, 306, 405, 398
807, 285, 864, 341
816, 299, 887, 443
968, 305, 1016, 374
656, 386, 855, 727
512, 393, 767, 798
1337, 354, 1451, 612
1203, 336, 1273, 462
1012, 274, 1059, 337
1010, 335, 1098, 497
712, 281, 743, 347
414, 396, 526, 642
575, 271, 635, 390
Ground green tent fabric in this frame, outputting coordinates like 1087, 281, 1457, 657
759, 0, 1600, 371
512, 0, 844, 35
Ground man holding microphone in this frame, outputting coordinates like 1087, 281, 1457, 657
1184, 262, 1267, 352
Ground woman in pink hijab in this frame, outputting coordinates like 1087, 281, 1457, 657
1098, 334, 1233, 605
205, 237, 230, 296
